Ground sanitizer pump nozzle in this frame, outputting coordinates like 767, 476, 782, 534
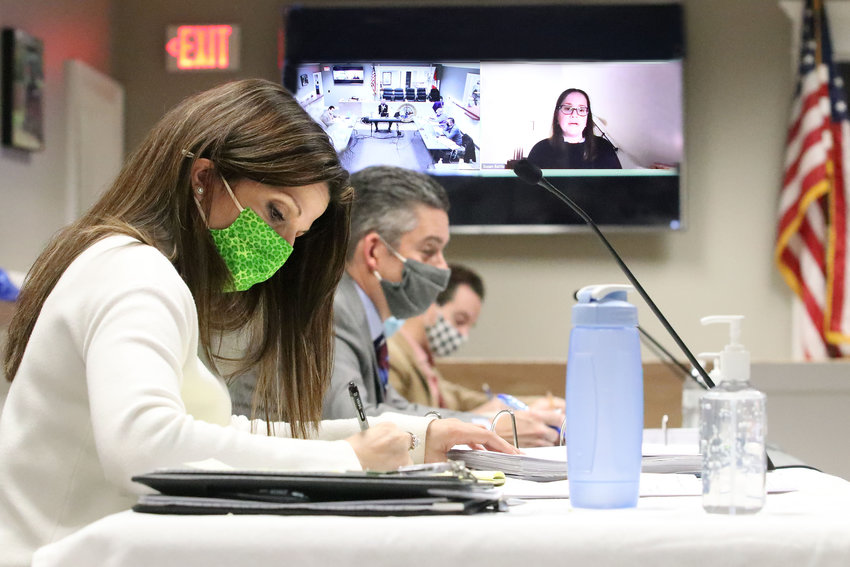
700, 315, 748, 384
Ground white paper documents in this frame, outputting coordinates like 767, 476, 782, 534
447, 445, 702, 482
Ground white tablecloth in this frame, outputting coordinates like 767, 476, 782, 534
32, 468, 850, 567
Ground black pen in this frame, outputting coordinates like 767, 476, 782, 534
348, 381, 369, 431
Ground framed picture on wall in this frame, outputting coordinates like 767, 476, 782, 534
299, 73, 309, 87
2, 28, 45, 151
381, 71, 392, 86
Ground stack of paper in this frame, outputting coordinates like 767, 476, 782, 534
448, 446, 567, 482
498, 471, 799, 499
448, 445, 702, 482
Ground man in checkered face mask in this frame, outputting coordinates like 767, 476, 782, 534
425, 265, 482, 358
387, 264, 565, 447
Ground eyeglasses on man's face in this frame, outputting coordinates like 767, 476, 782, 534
558, 104, 589, 116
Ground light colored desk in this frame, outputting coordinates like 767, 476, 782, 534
413, 117, 463, 152
323, 119, 354, 152
31, 468, 850, 567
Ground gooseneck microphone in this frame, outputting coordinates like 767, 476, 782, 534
514, 159, 714, 389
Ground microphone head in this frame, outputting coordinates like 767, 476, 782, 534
512, 158, 543, 185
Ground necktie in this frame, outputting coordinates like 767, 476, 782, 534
374, 333, 389, 394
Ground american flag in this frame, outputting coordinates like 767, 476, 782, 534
776, 0, 850, 359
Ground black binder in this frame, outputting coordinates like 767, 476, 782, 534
132, 466, 505, 516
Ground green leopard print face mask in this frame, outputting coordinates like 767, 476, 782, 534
207, 176, 293, 292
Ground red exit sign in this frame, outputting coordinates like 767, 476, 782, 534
165, 25, 240, 71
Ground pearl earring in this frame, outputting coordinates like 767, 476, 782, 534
196, 187, 204, 195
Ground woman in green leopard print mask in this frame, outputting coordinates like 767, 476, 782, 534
0, 79, 513, 565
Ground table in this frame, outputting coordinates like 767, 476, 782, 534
414, 116, 463, 152
31, 468, 850, 567
324, 120, 354, 152
363, 116, 407, 134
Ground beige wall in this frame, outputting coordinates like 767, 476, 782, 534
2, 0, 797, 364
0, 0, 112, 273
111, 0, 283, 152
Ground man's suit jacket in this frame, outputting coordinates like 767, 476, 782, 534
322, 273, 469, 421
387, 331, 490, 412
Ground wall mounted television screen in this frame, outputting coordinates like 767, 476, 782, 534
282, 4, 685, 233
332, 65, 364, 84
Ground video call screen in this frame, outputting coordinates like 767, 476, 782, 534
293, 59, 682, 175
283, 4, 685, 231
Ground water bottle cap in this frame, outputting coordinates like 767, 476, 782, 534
572, 283, 638, 327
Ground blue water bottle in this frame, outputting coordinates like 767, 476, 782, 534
566, 284, 643, 508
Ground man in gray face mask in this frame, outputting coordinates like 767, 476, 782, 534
321, 166, 562, 448
321, 166, 473, 422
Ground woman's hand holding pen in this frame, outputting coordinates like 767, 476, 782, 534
346, 423, 414, 471
423, 419, 519, 463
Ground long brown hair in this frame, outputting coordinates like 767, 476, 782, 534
4, 79, 351, 438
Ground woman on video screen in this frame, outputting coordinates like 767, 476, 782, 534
527, 88, 622, 170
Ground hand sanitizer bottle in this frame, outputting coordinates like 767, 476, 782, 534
566, 284, 643, 509
699, 315, 766, 515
